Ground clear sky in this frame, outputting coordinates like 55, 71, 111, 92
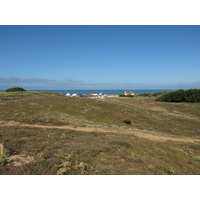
0, 25, 200, 90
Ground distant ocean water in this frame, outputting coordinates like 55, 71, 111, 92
0, 89, 174, 95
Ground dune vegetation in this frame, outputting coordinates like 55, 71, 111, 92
0, 91, 200, 174
156, 89, 200, 103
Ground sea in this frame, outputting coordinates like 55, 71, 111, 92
0, 89, 174, 95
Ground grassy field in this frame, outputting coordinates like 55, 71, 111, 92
0, 91, 200, 174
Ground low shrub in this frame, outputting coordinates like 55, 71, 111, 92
184, 89, 200, 103
126, 94, 134, 98
138, 93, 150, 97
6, 87, 26, 92
137, 92, 166, 97
156, 89, 200, 103
0, 156, 8, 166
123, 119, 132, 125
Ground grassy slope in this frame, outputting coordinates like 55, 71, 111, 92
0, 91, 200, 175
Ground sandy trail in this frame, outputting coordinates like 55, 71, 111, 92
0, 120, 199, 143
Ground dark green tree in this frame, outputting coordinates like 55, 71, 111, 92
6, 87, 26, 92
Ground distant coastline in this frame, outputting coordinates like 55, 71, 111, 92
0, 89, 174, 95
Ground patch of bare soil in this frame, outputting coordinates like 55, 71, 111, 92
107, 95, 119, 98
8, 155, 34, 167
167, 111, 199, 120
0, 120, 199, 143
150, 107, 199, 120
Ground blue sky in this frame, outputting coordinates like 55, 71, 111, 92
0, 25, 200, 90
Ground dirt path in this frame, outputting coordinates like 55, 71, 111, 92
0, 120, 199, 143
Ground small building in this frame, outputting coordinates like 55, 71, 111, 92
124, 91, 134, 96
66, 93, 71, 96
71, 93, 77, 97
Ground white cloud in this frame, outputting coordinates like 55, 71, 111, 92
0, 77, 200, 90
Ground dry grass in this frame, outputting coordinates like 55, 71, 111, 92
0, 91, 200, 174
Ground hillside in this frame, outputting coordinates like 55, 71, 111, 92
0, 91, 200, 174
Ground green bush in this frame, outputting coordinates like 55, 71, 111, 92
119, 94, 126, 97
126, 94, 134, 98
6, 87, 26, 92
184, 89, 200, 103
0, 156, 8, 166
138, 93, 150, 96
137, 92, 166, 97
0, 149, 11, 166
4, 148, 17, 156
156, 89, 200, 103
123, 119, 132, 124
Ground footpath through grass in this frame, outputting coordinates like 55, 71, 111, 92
1, 126, 200, 175
1, 91, 200, 137
0, 91, 200, 174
